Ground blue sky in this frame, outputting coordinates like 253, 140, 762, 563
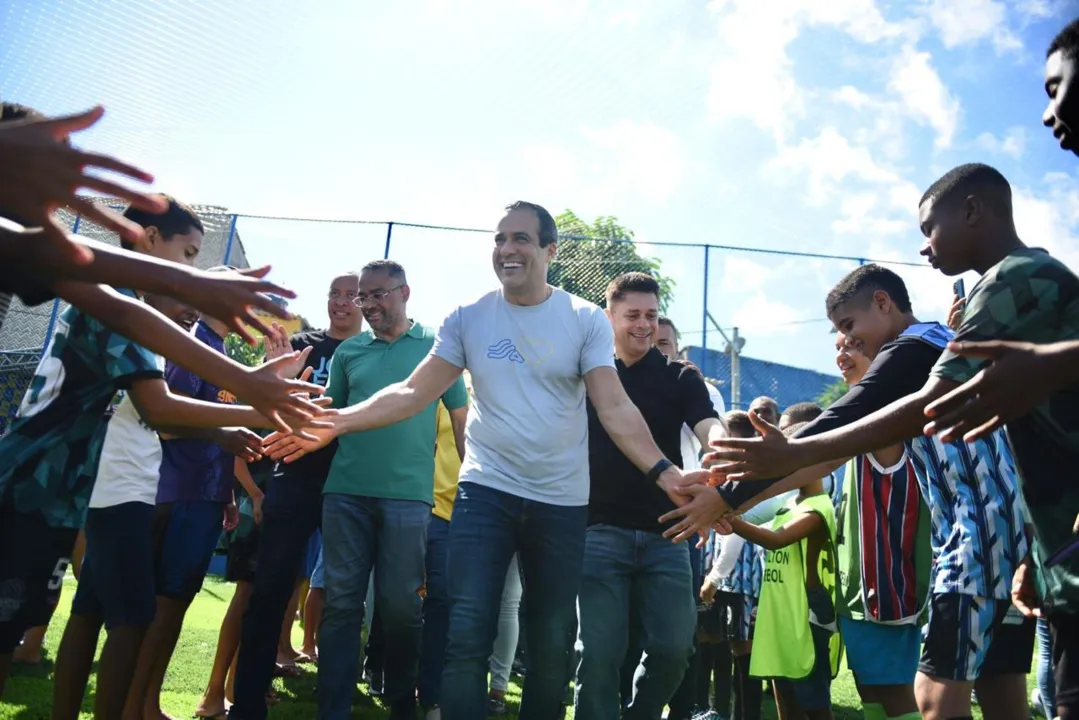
4, 0, 1079, 377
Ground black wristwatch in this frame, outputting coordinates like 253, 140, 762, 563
646, 458, 674, 483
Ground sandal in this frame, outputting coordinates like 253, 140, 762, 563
273, 663, 303, 679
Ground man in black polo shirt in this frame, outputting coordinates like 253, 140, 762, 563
575, 272, 726, 720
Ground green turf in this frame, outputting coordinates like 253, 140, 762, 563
0, 575, 1033, 719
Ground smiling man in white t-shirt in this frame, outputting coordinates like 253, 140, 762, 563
264, 201, 717, 720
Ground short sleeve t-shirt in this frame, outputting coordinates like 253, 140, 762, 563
90, 359, 167, 509
0, 289, 162, 528
323, 321, 469, 504
587, 349, 719, 531
156, 322, 237, 504
933, 248, 1079, 611
432, 287, 615, 506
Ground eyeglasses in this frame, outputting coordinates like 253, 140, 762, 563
355, 285, 404, 305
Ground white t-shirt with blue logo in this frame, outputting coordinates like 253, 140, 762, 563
433, 287, 615, 506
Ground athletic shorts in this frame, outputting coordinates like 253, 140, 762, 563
0, 505, 78, 652
72, 502, 157, 628
774, 586, 834, 711
310, 546, 325, 590
839, 615, 920, 686
1049, 611, 1079, 717
151, 500, 225, 601
225, 523, 261, 584
918, 593, 1035, 681
717, 590, 756, 642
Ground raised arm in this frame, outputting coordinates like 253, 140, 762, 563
51, 280, 325, 431
20, 236, 296, 343
263, 354, 464, 463
728, 512, 822, 552
584, 366, 713, 503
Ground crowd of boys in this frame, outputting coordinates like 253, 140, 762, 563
3, 15, 1079, 720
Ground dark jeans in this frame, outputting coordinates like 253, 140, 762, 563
668, 542, 704, 719
317, 494, 429, 719
575, 525, 696, 720
418, 515, 451, 707
440, 482, 587, 720
229, 473, 323, 720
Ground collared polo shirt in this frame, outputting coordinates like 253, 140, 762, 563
322, 320, 469, 504
586, 347, 719, 533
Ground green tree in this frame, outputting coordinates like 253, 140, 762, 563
816, 379, 848, 407
225, 333, 266, 368
550, 211, 676, 312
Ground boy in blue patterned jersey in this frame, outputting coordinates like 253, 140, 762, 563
668, 265, 1034, 720
0, 199, 321, 700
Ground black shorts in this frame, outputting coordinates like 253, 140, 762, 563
1049, 612, 1079, 717
71, 502, 157, 628
225, 525, 261, 584
0, 506, 78, 652
919, 593, 1035, 681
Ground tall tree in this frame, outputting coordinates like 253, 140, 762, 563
550, 211, 675, 312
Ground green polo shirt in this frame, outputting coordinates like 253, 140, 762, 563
322, 320, 468, 503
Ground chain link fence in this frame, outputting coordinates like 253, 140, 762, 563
1, 209, 939, 430
0, 204, 250, 432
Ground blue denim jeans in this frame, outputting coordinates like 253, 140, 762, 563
418, 514, 451, 708
440, 482, 587, 720
575, 525, 696, 720
1037, 616, 1056, 718
230, 471, 322, 720
316, 494, 430, 719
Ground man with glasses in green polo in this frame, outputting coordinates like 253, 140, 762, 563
315, 260, 468, 720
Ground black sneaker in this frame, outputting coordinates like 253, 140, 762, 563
487, 695, 507, 716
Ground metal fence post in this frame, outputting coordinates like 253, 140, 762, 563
701, 245, 710, 376
222, 214, 239, 265
384, 222, 394, 259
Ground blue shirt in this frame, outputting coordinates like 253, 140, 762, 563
156, 322, 236, 504
0, 290, 161, 528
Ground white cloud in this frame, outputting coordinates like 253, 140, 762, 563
766, 127, 906, 205
730, 293, 804, 337
924, 0, 1022, 53
976, 126, 1028, 159
1013, 174, 1079, 271
705, 0, 906, 141
888, 46, 962, 148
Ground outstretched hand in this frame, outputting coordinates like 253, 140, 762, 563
237, 347, 332, 435
659, 484, 731, 544
923, 340, 1056, 443
702, 409, 803, 480
262, 422, 338, 463
175, 266, 297, 345
0, 105, 168, 264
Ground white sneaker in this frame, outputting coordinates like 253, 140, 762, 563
425, 707, 441, 720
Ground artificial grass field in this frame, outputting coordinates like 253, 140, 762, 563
0, 574, 1032, 719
